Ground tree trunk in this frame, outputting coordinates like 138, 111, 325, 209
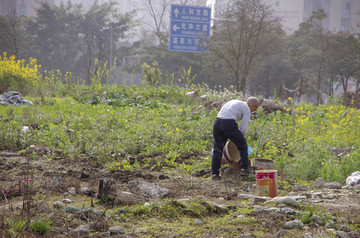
86, 37, 93, 85
97, 178, 117, 199
235, 72, 240, 92
240, 75, 247, 95
316, 57, 325, 104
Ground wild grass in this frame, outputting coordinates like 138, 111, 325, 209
1, 52, 359, 184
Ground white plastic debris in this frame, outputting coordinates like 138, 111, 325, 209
346, 171, 360, 186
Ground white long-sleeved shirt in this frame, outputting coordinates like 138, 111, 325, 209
217, 100, 251, 135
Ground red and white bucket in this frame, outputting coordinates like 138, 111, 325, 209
255, 170, 278, 198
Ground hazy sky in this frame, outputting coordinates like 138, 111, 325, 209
207, 0, 215, 6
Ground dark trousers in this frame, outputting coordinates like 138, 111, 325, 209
211, 118, 248, 175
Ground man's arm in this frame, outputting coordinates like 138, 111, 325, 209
239, 111, 250, 135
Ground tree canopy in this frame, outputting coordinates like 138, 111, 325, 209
207, 0, 283, 93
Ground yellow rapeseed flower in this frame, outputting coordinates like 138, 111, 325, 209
179, 109, 183, 113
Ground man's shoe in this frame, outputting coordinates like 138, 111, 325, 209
240, 168, 251, 176
211, 174, 221, 180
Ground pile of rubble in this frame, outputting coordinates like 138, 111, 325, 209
0, 92, 33, 106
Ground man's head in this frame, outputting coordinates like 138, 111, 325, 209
246, 97, 259, 113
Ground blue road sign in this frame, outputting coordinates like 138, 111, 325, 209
169, 4, 211, 53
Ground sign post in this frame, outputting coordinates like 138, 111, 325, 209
169, 4, 211, 53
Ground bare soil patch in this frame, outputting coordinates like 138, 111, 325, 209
1, 150, 360, 237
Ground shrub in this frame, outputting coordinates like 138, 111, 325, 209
0, 52, 39, 95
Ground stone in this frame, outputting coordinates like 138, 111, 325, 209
63, 205, 80, 213
136, 228, 147, 233
324, 182, 342, 189
292, 196, 307, 201
253, 206, 267, 212
293, 185, 309, 191
194, 219, 203, 225
103, 231, 111, 237
213, 204, 231, 212
250, 196, 267, 205
128, 180, 170, 199
322, 193, 336, 199
265, 207, 280, 212
348, 231, 359, 237
114, 191, 145, 206
72, 224, 90, 236
274, 230, 287, 237
307, 222, 319, 228
237, 193, 253, 200
274, 196, 299, 207
279, 207, 300, 215
238, 234, 256, 238
108, 226, 125, 235
325, 220, 336, 228
200, 95, 208, 100
303, 232, 313, 238
310, 215, 324, 226
78, 187, 91, 195
313, 177, 325, 189
52, 201, 65, 209
68, 187, 76, 195
62, 199, 72, 204
334, 231, 351, 238
284, 220, 304, 229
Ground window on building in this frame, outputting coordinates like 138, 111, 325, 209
342, 2, 351, 16
7, 0, 17, 14
311, 0, 322, 12
276, 1, 279, 7
341, 18, 350, 31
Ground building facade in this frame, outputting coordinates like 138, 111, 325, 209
0, 0, 55, 17
214, 0, 360, 34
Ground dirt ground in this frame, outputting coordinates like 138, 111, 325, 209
1, 150, 360, 237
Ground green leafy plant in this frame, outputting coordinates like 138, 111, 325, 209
6, 217, 27, 236
180, 66, 197, 91
141, 61, 162, 86
29, 218, 53, 236
301, 206, 314, 224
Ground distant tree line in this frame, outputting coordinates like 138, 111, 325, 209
1, 0, 360, 103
